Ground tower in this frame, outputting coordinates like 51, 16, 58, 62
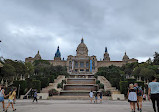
34, 50, 41, 60
54, 46, 61, 60
103, 47, 110, 61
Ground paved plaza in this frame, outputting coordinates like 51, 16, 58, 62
0, 100, 153, 112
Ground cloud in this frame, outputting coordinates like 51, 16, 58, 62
0, 0, 159, 62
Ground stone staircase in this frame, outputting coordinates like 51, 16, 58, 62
60, 74, 98, 96
41, 75, 65, 93
98, 76, 120, 94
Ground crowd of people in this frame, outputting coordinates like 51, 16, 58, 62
0, 85, 17, 112
128, 76, 159, 112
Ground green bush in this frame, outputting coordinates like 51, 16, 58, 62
57, 83, 62, 88
99, 83, 104, 89
48, 75, 55, 83
96, 80, 100, 84
120, 81, 128, 95
49, 89, 58, 96
13, 80, 27, 95
40, 77, 49, 88
127, 78, 136, 85
62, 80, 66, 84
32, 80, 41, 92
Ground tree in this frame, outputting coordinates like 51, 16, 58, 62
1, 63, 16, 79
153, 52, 159, 65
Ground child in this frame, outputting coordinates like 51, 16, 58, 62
5, 88, 16, 112
0, 85, 6, 111
99, 91, 103, 103
89, 90, 93, 103
128, 84, 137, 112
94, 90, 98, 104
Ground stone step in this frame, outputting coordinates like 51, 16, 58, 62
49, 96, 111, 100
64, 84, 98, 91
67, 78, 96, 84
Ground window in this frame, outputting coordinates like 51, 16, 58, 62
75, 61, 78, 68
69, 61, 72, 67
92, 61, 95, 70
80, 62, 84, 67
86, 62, 89, 68
80, 69, 84, 71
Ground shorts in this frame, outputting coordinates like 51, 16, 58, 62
8, 99, 13, 103
137, 96, 143, 102
0, 97, 4, 102
95, 96, 98, 100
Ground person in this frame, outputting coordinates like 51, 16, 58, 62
89, 90, 93, 103
5, 88, 16, 112
134, 83, 143, 112
128, 84, 137, 112
13, 88, 17, 104
99, 91, 103, 103
148, 76, 159, 112
94, 90, 98, 104
33, 90, 38, 103
143, 94, 146, 101
0, 85, 6, 111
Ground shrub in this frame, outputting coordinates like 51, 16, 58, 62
127, 78, 136, 85
96, 80, 100, 84
32, 80, 41, 92
99, 83, 104, 89
57, 83, 62, 88
49, 89, 58, 96
40, 77, 49, 88
119, 81, 128, 95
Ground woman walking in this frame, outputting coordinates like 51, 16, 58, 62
5, 88, 16, 112
0, 85, 6, 111
128, 84, 137, 112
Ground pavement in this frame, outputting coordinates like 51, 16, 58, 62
0, 100, 154, 112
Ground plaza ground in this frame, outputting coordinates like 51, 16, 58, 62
0, 100, 154, 112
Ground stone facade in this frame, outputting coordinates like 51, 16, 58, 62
25, 38, 138, 74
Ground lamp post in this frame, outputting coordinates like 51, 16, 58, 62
18, 84, 20, 99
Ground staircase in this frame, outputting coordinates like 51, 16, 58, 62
60, 74, 98, 96
41, 75, 65, 93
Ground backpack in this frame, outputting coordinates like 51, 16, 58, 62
136, 87, 143, 96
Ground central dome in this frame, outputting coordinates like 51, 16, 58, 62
76, 38, 88, 56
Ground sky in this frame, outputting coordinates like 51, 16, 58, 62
0, 0, 159, 62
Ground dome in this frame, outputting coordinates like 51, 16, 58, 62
34, 51, 41, 60
123, 52, 129, 61
76, 38, 88, 56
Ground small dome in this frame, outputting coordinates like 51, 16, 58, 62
34, 51, 41, 60
123, 52, 129, 61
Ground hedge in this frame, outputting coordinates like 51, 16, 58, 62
127, 78, 136, 85
40, 77, 49, 88
119, 81, 128, 95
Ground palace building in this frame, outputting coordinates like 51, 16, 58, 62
25, 38, 138, 74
